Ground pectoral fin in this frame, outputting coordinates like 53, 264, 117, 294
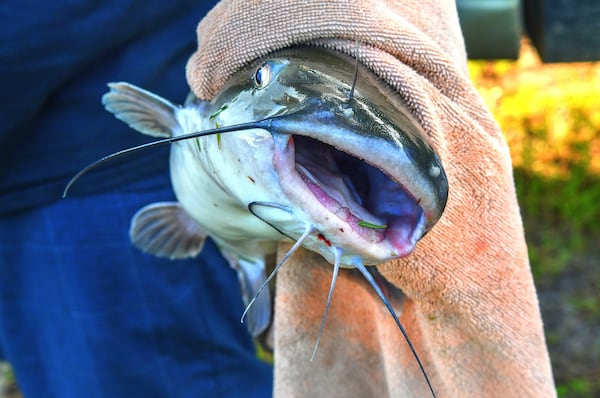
102, 82, 180, 138
234, 259, 272, 337
130, 202, 207, 259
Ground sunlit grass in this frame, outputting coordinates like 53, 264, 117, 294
469, 40, 600, 273
469, 41, 600, 178
469, 40, 600, 398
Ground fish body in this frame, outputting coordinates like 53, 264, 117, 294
102, 47, 448, 338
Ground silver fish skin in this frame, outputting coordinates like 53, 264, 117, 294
101, 47, 448, 336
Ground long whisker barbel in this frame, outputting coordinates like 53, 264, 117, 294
310, 246, 342, 361
248, 205, 435, 396
348, 41, 360, 101
353, 258, 436, 397
62, 115, 291, 198
240, 222, 314, 325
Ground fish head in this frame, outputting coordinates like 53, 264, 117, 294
205, 47, 448, 267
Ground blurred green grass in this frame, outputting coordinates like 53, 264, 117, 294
469, 40, 600, 398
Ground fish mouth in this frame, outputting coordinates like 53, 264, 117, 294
273, 133, 427, 263
216, 47, 448, 264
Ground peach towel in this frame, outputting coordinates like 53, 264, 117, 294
186, 1, 556, 396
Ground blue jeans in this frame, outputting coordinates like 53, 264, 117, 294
0, 174, 273, 397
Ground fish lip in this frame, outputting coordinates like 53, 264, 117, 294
267, 93, 448, 229
271, 132, 429, 263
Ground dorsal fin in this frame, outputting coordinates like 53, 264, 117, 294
102, 82, 180, 138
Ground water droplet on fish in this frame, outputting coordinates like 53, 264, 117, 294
430, 165, 441, 177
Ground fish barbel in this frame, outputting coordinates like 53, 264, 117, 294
66, 46, 448, 396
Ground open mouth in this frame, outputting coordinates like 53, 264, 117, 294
280, 135, 426, 257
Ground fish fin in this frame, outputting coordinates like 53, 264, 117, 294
102, 82, 180, 138
130, 202, 208, 259
233, 258, 272, 337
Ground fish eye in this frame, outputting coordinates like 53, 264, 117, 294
254, 62, 273, 88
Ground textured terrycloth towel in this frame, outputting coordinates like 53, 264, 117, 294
186, 0, 556, 396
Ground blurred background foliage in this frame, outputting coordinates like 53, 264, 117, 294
469, 40, 600, 398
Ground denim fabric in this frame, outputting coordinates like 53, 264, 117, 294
0, 175, 273, 397
0, 0, 212, 214
0, 2, 273, 396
